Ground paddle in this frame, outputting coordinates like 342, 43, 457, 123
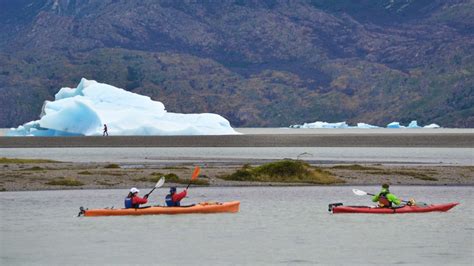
145, 176, 165, 198
352, 188, 427, 206
186, 166, 201, 190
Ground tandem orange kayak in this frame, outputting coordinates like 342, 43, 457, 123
79, 201, 240, 217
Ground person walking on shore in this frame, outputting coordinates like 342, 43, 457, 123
124, 187, 148, 208
103, 124, 108, 136
372, 183, 401, 207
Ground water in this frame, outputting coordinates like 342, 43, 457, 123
1, 147, 472, 165
1, 186, 472, 265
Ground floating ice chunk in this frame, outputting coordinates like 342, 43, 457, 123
290, 120, 440, 129
387, 122, 404, 128
356, 123, 379, 128
294, 121, 349, 128
423, 123, 440, 128
407, 120, 421, 128
9, 78, 238, 136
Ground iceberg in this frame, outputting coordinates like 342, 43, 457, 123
386, 122, 403, 128
356, 123, 380, 129
291, 120, 441, 129
290, 121, 349, 129
407, 120, 421, 128
423, 123, 440, 129
8, 78, 238, 136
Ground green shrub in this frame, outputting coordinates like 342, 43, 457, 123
104, 164, 120, 169
46, 178, 84, 186
222, 160, 344, 184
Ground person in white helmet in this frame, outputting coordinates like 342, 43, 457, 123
124, 187, 148, 208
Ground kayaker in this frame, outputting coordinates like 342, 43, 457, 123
372, 183, 401, 207
124, 187, 148, 208
165, 187, 187, 207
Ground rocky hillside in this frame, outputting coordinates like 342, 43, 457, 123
0, 0, 473, 127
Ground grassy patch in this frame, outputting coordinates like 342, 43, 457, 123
331, 164, 381, 171
150, 173, 209, 186
78, 171, 92, 175
0, 157, 59, 164
104, 164, 120, 169
0, 188, 6, 192
45, 178, 84, 186
367, 170, 438, 181
19, 166, 44, 171
162, 166, 189, 170
222, 160, 344, 184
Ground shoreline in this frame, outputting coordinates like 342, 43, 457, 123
1, 160, 472, 192
1, 128, 473, 148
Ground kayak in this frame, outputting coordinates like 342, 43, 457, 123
329, 202, 459, 214
79, 201, 240, 217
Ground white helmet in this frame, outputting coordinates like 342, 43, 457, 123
130, 187, 139, 194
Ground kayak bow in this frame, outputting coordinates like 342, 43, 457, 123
79, 201, 240, 217
329, 202, 459, 214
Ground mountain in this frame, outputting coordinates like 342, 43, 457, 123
0, 0, 473, 128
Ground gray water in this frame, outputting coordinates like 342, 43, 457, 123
1, 147, 473, 165
1, 186, 472, 265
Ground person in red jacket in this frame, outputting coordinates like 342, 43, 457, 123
124, 187, 148, 208
165, 187, 187, 207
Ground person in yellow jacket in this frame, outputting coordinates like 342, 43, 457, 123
372, 183, 401, 207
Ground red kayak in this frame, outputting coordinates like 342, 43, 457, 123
329, 202, 459, 214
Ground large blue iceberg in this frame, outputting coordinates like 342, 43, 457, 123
9, 78, 238, 136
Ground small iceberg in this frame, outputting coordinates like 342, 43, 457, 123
291, 120, 440, 129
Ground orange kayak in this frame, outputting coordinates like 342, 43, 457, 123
80, 201, 240, 217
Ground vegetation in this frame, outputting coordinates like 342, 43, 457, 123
19, 166, 45, 171
331, 164, 381, 171
1, 2, 473, 128
45, 178, 84, 186
0, 158, 58, 164
78, 171, 92, 175
222, 160, 344, 184
104, 164, 120, 169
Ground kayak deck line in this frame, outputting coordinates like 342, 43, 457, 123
79, 201, 240, 217
328, 202, 459, 214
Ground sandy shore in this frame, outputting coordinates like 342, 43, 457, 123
0, 160, 472, 191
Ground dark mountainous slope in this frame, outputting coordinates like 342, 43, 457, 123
0, 0, 472, 127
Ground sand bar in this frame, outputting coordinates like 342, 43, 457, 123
1, 132, 473, 148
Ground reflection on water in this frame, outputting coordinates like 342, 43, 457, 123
1, 186, 472, 265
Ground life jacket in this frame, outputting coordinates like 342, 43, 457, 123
378, 191, 392, 207
124, 196, 139, 208
165, 194, 180, 207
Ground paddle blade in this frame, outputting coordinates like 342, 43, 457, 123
191, 166, 200, 180
352, 189, 368, 196
156, 176, 165, 188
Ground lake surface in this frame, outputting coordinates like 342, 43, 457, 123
1, 186, 472, 265
0, 147, 472, 165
